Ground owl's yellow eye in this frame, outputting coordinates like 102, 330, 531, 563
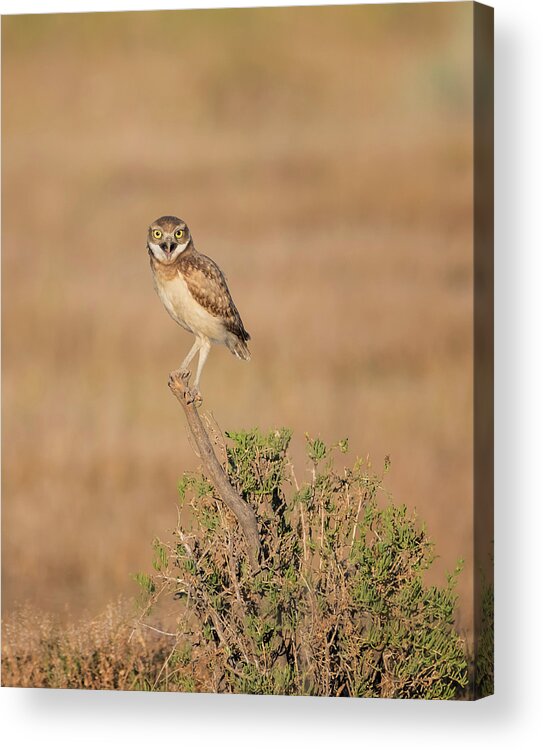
152, 229, 162, 240
174, 229, 184, 240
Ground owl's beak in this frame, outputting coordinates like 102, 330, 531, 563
160, 241, 178, 256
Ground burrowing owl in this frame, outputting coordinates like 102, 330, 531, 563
148, 215, 250, 399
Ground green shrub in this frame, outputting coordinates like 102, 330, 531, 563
475, 576, 494, 698
138, 428, 468, 698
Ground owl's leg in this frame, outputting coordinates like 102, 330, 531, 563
193, 338, 211, 392
180, 338, 201, 377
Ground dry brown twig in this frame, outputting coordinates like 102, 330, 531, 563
167, 369, 261, 572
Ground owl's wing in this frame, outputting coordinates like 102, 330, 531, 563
182, 254, 250, 341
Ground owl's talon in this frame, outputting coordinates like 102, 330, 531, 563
168, 371, 179, 389
178, 380, 202, 406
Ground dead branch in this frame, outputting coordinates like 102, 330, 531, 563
168, 369, 261, 572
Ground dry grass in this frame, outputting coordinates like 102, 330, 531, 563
1, 600, 180, 690
2, 2, 476, 651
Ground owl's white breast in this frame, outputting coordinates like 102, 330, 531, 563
154, 271, 227, 343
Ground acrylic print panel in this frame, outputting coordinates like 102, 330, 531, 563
1, 2, 493, 698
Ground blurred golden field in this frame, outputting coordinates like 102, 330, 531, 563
2, 3, 474, 636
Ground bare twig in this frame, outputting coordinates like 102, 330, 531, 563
168, 369, 261, 572
139, 623, 178, 638
350, 485, 365, 557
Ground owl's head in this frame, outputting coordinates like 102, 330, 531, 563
147, 215, 191, 263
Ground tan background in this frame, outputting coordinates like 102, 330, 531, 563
2, 4, 474, 632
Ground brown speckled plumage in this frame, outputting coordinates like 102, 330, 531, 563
177, 247, 250, 342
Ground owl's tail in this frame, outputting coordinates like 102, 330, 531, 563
226, 333, 251, 361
